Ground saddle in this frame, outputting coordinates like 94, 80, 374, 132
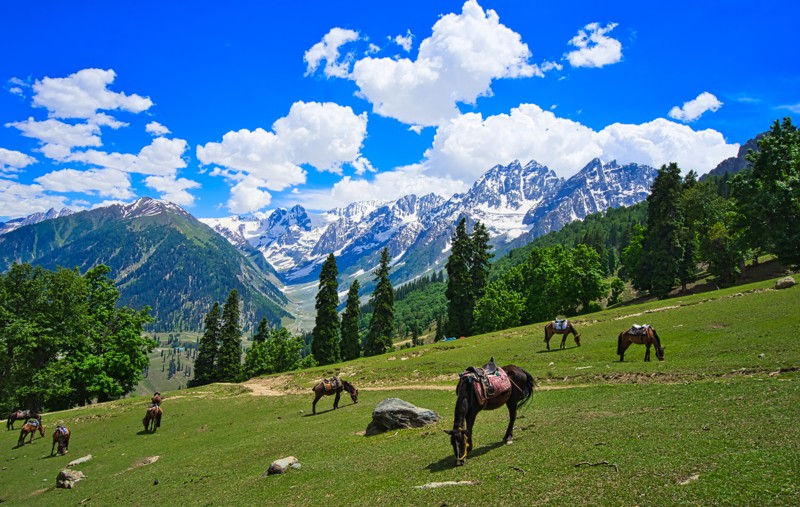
26, 418, 39, 428
554, 319, 568, 331
322, 377, 341, 393
463, 358, 510, 408
628, 324, 650, 335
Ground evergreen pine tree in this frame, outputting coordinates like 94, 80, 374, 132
445, 218, 473, 337
644, 163, 686, 297
217, 289, 243, 382
189, 302, 220, 387
470, 220, 493, 310
364, 248, 395, 356
312, 253, 341, 365
340, 280, 362, 361
253, 317, 269, 344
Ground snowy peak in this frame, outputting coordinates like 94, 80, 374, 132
0, 207, 75, 235
121, 197, 191, 219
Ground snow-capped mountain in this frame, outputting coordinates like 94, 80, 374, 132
0, 207, 75, 235
201, 158, 657, 287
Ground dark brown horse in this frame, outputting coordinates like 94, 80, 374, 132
52, 425, 71, 456
446, 361, 535, 466
617, 325, 665, 362
143, 405, 163, 432
311, 378, 358, 415
7, 410, 41, 430
151, 392, 163, 406
543, 319, 581, 350
17, 419, 45, 447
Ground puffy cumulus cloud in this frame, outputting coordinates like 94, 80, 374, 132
227, 175, 273, 214
198, 101, 370, 212
65, 137, 188, 177
313, 0, 550, 127
0, 148, 36, 175
565, 22, 622, 68
668, 92, 723, 122
291, 164, 467, 210
0, 179, 70, 218
272, 101, 368, 173
425, 104, 738, 180
145, 175, 200, 206
393, 30, 414, 52
6, 117, 103, 156
32, 68, 152, 119
304, 28, 360, 78
35, 167, 134, 199
146, 121, 171, 136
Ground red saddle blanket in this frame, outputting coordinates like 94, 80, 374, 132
469, 367, 511, 407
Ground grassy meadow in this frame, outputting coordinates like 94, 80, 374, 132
2, 276, 799, 506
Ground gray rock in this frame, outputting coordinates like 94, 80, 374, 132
365, 398, 440, 436
56, 469, 86, 489
67, 454, 92, 467
263, 456, 299, 476
775, 276, 796, 290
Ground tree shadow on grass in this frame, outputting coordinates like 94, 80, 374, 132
426, 441, 505, 472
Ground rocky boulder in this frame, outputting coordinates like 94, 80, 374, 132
775, 276, 796, 290
263, 456, 300, 476
56, 469, 85, 489
365, 398, 439, 436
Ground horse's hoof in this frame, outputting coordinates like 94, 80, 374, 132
505, 439, 513, 445
455, 460, 464, 467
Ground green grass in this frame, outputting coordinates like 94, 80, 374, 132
2, 277, 799, 506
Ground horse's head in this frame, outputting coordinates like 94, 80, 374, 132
574, 333, 581, 346
656, 346, 665, 361
445, 428, 469, 466
39, 425, 46, 437
349, 387, 359, 404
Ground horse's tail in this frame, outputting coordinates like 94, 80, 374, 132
616, 332, 624, 355
516, 368, 536, 410
543, 323, 548, 342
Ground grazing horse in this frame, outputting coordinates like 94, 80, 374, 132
543, 319, 581, 350
617, 325, 665, 362
311, 377, 359, 415
143, 405, 163, 432
7, 410, 41, 430
17, 419, 45, 447
52, 425, 71, 456
446, 360, 535, 466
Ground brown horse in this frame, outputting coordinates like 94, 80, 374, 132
617, 325, 665, 362
17, 419, 45, 447
543, 319, 581, 350
7, 409, 41, 430
52, 425, 71, 456
311, 378, 358, 415
151, 392, 163, 406
143, 405, 163, 432
446, 361, 535, 466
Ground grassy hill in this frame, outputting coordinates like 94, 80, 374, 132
2, 276, 799, 506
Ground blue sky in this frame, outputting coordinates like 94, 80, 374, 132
1, 0, 797, 221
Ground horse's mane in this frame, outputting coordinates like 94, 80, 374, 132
650, 326, 662, 348
342, 380, 355, 393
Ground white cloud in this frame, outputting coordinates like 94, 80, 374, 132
304, 28, 360, 78
146, 121, 171, 136
0, 148, 36, 175
66, 137, 188, 177
424, 104, 738, 180
312, 0, 549, 127
0, 179, 70, 218
32, 68, 153, 119
35, 168, 134, 199
144, 175, 200, 206
393, 30, 414, 52
777, 103, 800, 114
565, 22, 622, 68
6, 117, 103, 154
9, 87, 24, 97
290, 164, 466, 210
668, 92, 723, 122
198, 101, 370, 212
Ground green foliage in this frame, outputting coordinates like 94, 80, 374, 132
189, 302, 220, 387
312, 254, 341, 365
340, 280, 362, 361
0, 263, 154, 412
217, 289, 243, 382
473, 282, 524, 333
244, 326, 312, 378
445, 218, 473, 337
364, 248, 395, 356
733, 117, 800, 269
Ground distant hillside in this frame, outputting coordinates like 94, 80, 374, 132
0, 198, 290, 331
701, 134, 762, 180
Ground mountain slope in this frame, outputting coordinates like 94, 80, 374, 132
0, 198, 290, 331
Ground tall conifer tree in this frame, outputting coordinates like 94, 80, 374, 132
340, 280, 362, 361
644, 163, 686, 297
364, 248, 395, 356
189, 301, 220, 387
312, 253, 341, 365
217, 289, 242, 382
445, 218, 473, 337
470, 220, 493, 309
